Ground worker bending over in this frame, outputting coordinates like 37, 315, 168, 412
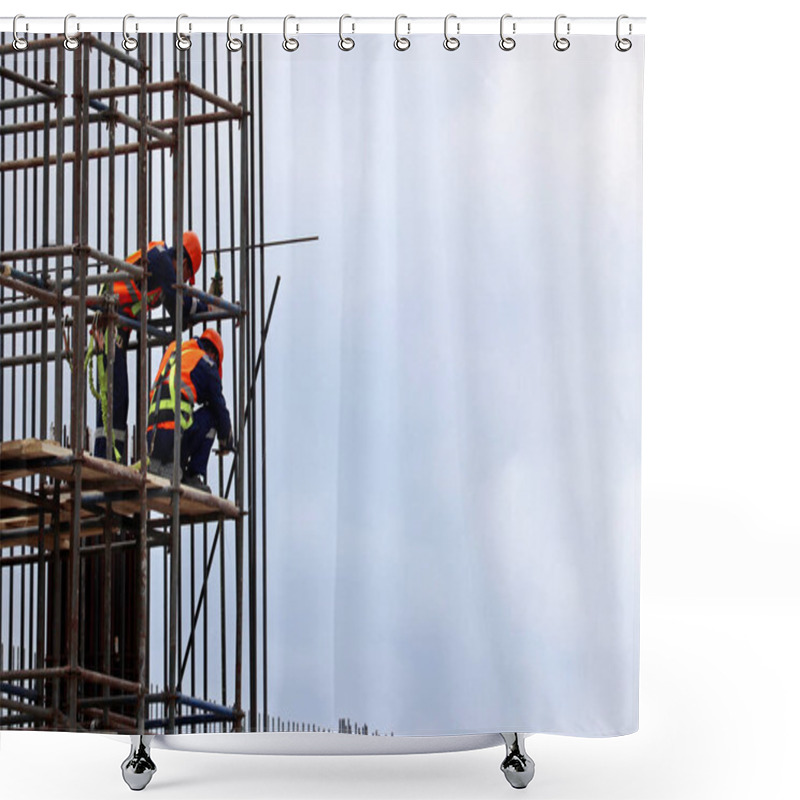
146, 329, 234, 492
90, 231, 217, 463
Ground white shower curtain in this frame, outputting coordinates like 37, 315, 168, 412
260, 33, 643, 737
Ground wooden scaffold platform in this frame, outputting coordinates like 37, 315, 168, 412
0, 438, 240, 551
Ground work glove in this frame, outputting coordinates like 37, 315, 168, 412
209, 273, 224, 298
219, 432, 236, 455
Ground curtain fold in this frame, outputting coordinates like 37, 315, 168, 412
262, 34, 643, 736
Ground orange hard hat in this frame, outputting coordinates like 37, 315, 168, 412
182, 231, 202, 284
199, 328, 224, 377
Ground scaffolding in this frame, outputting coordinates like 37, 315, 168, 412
0, 33, 307, 734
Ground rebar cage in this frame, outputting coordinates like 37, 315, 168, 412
0, 32, 311, 735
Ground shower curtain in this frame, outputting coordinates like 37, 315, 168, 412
0, 28, 642, 742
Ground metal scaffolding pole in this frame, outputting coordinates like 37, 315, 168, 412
66, 40, 90, 731
136, 34, 150, 736
167, 46, 186, 736
235, 36, 249, 733
0, 30, 314, 735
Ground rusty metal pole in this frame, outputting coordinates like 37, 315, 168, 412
67, 38, 91, 731
168, 47, 186, 735
135, 36, 150, 735
35, 43, 55, 724
234, 37, 249, 733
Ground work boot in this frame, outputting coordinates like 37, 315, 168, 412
148, 458, 176, 480
182, 472, 212, 494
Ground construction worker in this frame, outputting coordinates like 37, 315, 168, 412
89, 232, 214, 463
146, 329, 233, 492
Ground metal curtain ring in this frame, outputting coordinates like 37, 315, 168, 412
12, 14, 28, 51
338, 15, 355, 51
615, 14, 632, 51
176, 14, 191, 51
553, 14, 570, 51
499, 14, 516, 51
227, 15, 243, 52
122, 14, 139, 51
63, 14, 80, 51
283, 15, 299, 52
443, 14, 460, 51
394, 15, 410, 51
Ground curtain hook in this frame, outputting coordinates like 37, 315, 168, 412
394, 15, 410, 51
122, 14, 139, 51
12, 14, 28, 51
63, 13, 80, 51
227, 15, 243, 52
338, 14, 355, 51
615, 15, 632, 52
443, 13, 460, 51
176, 14, 191, 51
283, 15, 299, 52
553, 14, 570, 52
499, 14, 516, 51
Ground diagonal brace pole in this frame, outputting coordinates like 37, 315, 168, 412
177, 275, 280, 686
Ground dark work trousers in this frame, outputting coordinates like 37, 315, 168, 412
146, 406, 217, 480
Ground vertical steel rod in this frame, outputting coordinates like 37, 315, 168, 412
214, 33, 228, 710
136, 34, 150, 735
199, 35, 210, 715
257, 35, 268, 729
33, 42, 53, 724
168, 44, 187, 735
185, 50, 196, 724
67, 39, 91, 730
246, 33, 258, 733
235, 37, 249, 732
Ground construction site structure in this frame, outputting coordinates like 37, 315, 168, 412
0, 32, 308, 734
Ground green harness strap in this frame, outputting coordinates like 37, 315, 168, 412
148, 354, 195, 431
85, 327, 123, 463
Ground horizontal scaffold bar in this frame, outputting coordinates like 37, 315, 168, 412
1, 352, 71, 368
89, 79, 243, 117
0, 94, 56, 112
0, 299, 42, 316
0, 65, 63, 99
145, 713, 233, 730
0, 317, 72, 335
0, 667, 143, 695
1, 110, 173, 142
0, 34, 145, 70
0, 246, 144, 280
82, 707, 138, 730
180, 284, 243, 317
0, 699, 57, 722
152, 110, 243, 130
0, 683, 40, 702
0, 36, 64, 56
0, 137, 172, 173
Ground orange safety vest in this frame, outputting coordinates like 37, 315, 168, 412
147, 339, 205, 433
108, 240, 165, 320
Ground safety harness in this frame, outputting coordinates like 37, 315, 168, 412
147, 342, 201, 436
87, 242, 165, 462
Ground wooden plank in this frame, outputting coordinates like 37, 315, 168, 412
1, 439, 238, 522
0, 438, 67, 460
0, 439, 73, 482
0, 514, 43, 531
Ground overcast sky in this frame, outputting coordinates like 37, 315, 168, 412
2, 33, 642, 737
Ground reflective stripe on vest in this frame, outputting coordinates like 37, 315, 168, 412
147, 340, 205, 433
